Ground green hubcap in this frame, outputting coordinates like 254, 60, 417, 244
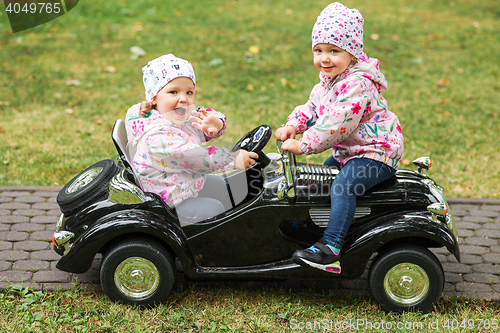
66, 167, 103, 194
384, 263, 429, 305
114, 257, 160, 299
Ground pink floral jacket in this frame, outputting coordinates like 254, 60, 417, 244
125, 104, 235, 207
286, 57, 404, 169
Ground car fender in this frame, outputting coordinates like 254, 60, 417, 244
56, 210, 194, 274
339, 211, 460, 278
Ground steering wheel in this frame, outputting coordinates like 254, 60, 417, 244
232, 125, 272, 168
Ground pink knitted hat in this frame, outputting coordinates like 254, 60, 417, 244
312, 2, 366, 60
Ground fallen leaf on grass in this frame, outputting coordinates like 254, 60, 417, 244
65, 79, 81, 86
249, 45, 260, 55
281, 78, 296, 88
134, 22, 143, 31
130, 46, 146, 55
130, 46, 146, 60
412, 57, 424, 64
437, 78, 448, 87
209, 58, 224, 67
104, 66, 116, 73
452, 184, 465, 194
247, 83, 255, 92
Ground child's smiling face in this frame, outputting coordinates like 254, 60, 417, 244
313, 43, 356, 78
153, 77, 195, 126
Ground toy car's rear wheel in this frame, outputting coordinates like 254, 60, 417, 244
57, 159, 119, 216
100, 239, 175, 307
368, 244, 444, 313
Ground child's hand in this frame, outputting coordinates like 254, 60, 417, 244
234, 150, 259, 170
275, 125, 296, 141
281, 139, 304, 155
191, 108, 223, 136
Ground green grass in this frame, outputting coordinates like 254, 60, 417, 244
1, 283, 499, 332
0, 0, 499, 198
2, 1, 499, 327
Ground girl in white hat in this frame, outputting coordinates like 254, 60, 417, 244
125, 54, 258, 224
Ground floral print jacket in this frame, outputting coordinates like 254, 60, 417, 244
125, 103, 235, 208
286, 57, 404, 170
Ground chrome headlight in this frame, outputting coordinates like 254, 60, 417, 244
425, 182, 458, 241
413, 156, 432, 174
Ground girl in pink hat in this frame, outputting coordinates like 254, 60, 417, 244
125, 54, 258, 224
276, 3, 404, 273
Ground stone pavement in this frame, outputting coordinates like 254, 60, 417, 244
0, 186, 499, 302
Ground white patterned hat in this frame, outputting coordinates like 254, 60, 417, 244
142, 54, 196, 101
312, 2, 366, 60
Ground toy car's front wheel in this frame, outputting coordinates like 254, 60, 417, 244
100, 239, 175, 307
368, 244, 444, 313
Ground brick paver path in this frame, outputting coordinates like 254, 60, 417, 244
0, 187, 499, 301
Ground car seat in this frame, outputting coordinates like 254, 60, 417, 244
111, 119, 143, 190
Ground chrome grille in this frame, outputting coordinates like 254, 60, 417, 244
297, 164, 338, 187
298, 164, 339, 176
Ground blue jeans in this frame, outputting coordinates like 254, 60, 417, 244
323, 157, 396, 249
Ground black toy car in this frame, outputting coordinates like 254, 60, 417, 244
52, 121, 459, 313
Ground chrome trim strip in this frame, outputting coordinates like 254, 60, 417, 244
55, 214, 66, 232
276, 142, 297, 203
309, 207, 371, 227
446, 214, 459, 242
